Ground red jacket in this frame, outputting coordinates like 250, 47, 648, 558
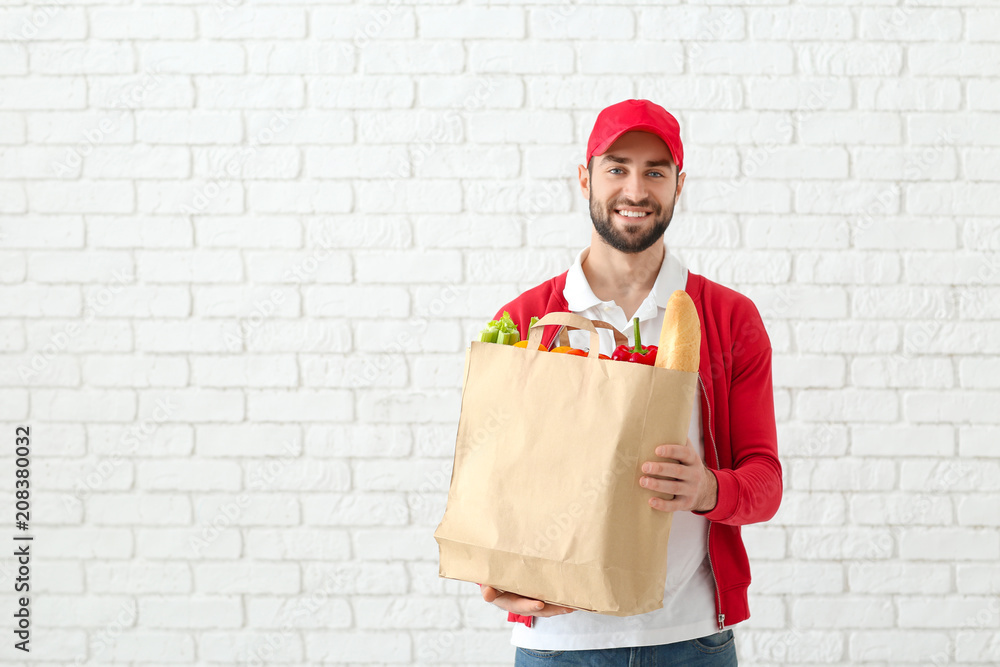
490, 269, 782, 630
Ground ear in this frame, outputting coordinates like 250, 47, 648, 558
675, 171, 686, 200
578, 163, 591, 200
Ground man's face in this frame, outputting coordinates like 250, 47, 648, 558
584, 131, 684, 254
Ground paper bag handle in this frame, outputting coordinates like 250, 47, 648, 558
558, 319, 628, 349
527, 312, 623, 360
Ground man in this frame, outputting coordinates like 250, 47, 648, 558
480, 99, 782, 665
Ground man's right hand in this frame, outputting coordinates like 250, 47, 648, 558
480, 585, 577, 617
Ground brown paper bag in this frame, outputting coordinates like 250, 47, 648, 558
434, 312, 699, 616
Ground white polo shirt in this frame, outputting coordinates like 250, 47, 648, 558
510, 240, 721, 651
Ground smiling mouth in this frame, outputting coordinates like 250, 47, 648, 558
614, 209, 651, 219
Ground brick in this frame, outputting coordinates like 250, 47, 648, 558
960, 426, 1000, 457
791, 458, 896, 491
851, 354, 953, 390
639, 6, 744, 40
957, 494, 1000, 526
27, 321, 132, 353
791, 596, 894, 629
578, 43, 683, 75
859, 8, 961, 41
84, 286, 191, 321
89, 424, 193, 458
195, 562, 300, 594
772, 492, 845, 526
87, 217, 193, 248
194, 493, 298, 528
306, 630, 410, 663
772, 354, 844, 388
900, 596, 999, 628
302, 353, 408, 388
968, 9, 1000, 41
246, 529, 350, 561
904, 391, 1000, 424
465, 180, 570, 216
419, 75, 522, 110
87, 561, 190, 593
797, 180, 901, 216
139, 41, 244, 74
796, 251, 900, 284
849, 630, 949, 663
249, 181, 352, 214
138, 459, 241, 491
0, 43, 25, 74
139, 596, 242, 628
777, 423, 848, 457
851, 424, 953, 457
91, 7, 196, 39
309, 75, 413, 109
84, 145, 191, 179
89, 72, 194, 110
858, 78, 960, 111
134, 320, 237, 353
0, 145, 82, 178
799, 43, 903, 76
957, 564, 1000, 594
900, 528, 1000, 560
790, 527, 894, 560
853, 286, 954, 319
354, 596, 460, 629
911, 44, 1000, 76
0, 111, 25, 144
247, 41, 352, 75
303, 493, 408, 527
29, 41, 135, 74
32, 389, 135, 422
197, 7, 306, 39
355, 250, 463, 284
305, 145, 410, 178
747, 77, 851, 110
902, 459, 1000, 493
0, 7, 87, 41
195, 75, 304, 109
411, 145, 520, 179
247, 595, 351, 629
0, 285, 80, 317
854, 146, 957, 181
97, 630, 195, 663
850, 491, 952, 526
753, 562, 843, 594
354, 527, 438, 560
245, 459, 350, 492
36, 595, 136, 628
902, 323, 1000, 354
245, 250, 352, 284
192, 285, 299, 319
305, 424, 412, 458
136, 111, 243, 144
245, 320, 351, 354
361, 41, 464, 74
909, 112, 1000, 146
47, 528, 131, 559
312, 6, 416, 39
956, 630, 1000, 664
0, 76, 86, 109
419, 7, 523, 38
87, 494, 190, 525
136, 250, 243, 283
854, 218, 956, 249
743, 216, 847, 249
28, 250, 133, 283
247, 389, 353, 422
138, 180, 245, 215
469, 41, 574, 74
303, 285, 408, 318
27, 181, 134, 213
356, 388, 460, 424
137, 388, 244, 422
190, 354, 297, 388
848, 562, 950, 594
749, 7, 853, 39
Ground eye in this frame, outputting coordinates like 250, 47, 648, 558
609, 167, 624, 174
648, 171, 663, 178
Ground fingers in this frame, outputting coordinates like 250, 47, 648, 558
641, 460, 686, 479
639, 475, 683, 495
654, 443, 696, 461
484, 589, 577, 616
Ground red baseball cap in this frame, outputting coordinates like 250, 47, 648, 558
586, 99, 683, 174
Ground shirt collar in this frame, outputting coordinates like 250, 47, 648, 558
564, 240, 688, 312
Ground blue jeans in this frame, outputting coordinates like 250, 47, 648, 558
514, 629, 737, 667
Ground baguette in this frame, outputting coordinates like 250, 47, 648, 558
654, 290, 700, 372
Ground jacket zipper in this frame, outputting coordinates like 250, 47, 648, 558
699, 372, 725, 631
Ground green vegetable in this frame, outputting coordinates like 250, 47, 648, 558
478, 311, 520, 345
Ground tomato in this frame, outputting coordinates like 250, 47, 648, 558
566, 348, 588, 357
513, 340, 546, 350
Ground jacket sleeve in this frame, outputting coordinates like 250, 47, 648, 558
695, 344, 782, 526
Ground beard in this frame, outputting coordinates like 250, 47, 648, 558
590, 193, 674, 254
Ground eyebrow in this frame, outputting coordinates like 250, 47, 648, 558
599, 154, 673, 169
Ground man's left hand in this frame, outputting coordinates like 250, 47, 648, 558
639, 437, 718, 513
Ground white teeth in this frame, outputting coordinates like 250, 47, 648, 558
617, 210, 649, 218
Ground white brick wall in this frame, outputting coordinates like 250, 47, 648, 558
0, 1, 997, 665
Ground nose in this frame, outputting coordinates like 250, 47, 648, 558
620, 171, 649, 205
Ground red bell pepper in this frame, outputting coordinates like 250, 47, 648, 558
611, 317, 657, 366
